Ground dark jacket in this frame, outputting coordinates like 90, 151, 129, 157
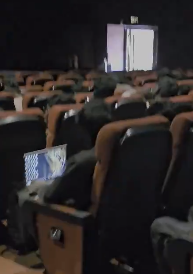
48, 94, 76, 108
147, 101, 193, 122
44, 148, 96, 210
158, 76, 179, 97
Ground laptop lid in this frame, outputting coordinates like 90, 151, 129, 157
24, 144, 67, 186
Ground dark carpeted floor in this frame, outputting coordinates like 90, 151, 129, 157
0, 245, 42, 268
0, 221, 44, 273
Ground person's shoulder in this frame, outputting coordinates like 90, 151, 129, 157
73, 148, 95, 163
63, 148, 96, 178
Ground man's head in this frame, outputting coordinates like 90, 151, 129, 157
147, 101, 193, 122
93, 76, 117, 99
48, 94, 76, 108
76, 99, 112, 144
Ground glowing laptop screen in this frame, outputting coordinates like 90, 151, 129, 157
24, 145, 67, 186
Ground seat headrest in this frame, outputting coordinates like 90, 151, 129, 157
133, 73, 157, 86
65, 71, 83, 80
24, 85, 43, 92
57, 73, 81, 83
177, 80, 193, 86
0, 92, 16, 98
48, 104, 83, 135
169, 95, 193, 103
105, 95, 121, 104
43, 81, 56, 91
74, 93, 93, 103
91, 115, 170, 216
170, 111, 193, 152
86, 71, 102, 80
22, 91, 63, 109
53, 83, 75, 93
188, 90, 193, 97
96, 115, 169, 155
117, 94, 145, 107
0, 108, 44, 119
57, 79, 76, 86
26, 74, 53, 86
114, 84, 134, 95
82, 80, 94, 88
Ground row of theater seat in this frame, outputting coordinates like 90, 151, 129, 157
17, 71, 94, 94
1, 70, 193, 159
0, 92, 191, 145
0, 87, 192, 208
15, 69, 193, 89
1, 68, 193, 113
22, 91, 93, 109
22, 93, 193, 150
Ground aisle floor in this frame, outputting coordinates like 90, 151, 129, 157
0, 244, 44, 274
0, 256, 43, 274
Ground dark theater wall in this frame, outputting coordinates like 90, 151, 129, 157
0, 0, 193, 70
0, 0, 95, 70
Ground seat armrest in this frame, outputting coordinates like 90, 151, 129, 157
24, 200, 93, 274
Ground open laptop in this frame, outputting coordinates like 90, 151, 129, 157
24, 144, 67, 186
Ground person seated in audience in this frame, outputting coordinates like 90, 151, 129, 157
76, 98, 112, 145
72, 79, 94, 93
146, 101, 193, 122
157, 77, 179, 97
2, 73, 20, 92
158, 68, 185, 80
156, 68, 193, 97
93, 76, 117, 98
53, 98, 113, 157
121, 86, 138, 98
151, 205, 193, 274
22, 98, 112, 243
45, 99, 112, 206
47, 93, 76, 108
22, 147, 96, 250
43, 147, 96, 209
108, 72, 132, 84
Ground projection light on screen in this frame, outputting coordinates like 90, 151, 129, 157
131, 16, 138, 24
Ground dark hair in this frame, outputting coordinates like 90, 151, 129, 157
48, 94, 76, 108
93, 77, 117, 99
147, 101, 193, 122
178, 85, 193, 95
146, 101, 171, 116
163, 102, 193, 122
76, 99, 112, 144
158, 76, 179, 97
54, 85, 75, 94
